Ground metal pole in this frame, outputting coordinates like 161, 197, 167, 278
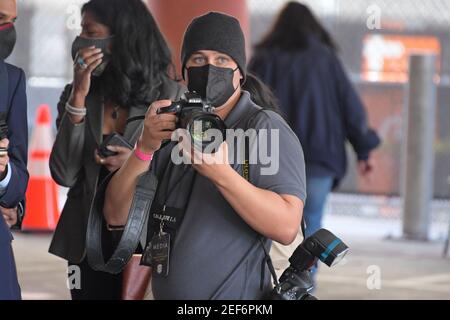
402, 54, 437, 241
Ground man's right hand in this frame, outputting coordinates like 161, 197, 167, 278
139, 100, 177, 154
72, 46, 103, 103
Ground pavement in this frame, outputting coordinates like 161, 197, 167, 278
10, 192, 450, 300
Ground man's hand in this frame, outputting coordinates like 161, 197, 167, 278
94, 146, 133, 172
0, 138, 10, 180
139, 100, 177, 154
1, 206, 17, 228
178, 133, 232, 185
358, 158, 374, 183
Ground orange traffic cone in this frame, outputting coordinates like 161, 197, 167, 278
22, 104, 60, 232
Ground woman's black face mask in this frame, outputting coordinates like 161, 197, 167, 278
187, 64, 239, 108
0, 23, 17, 60
71, 35, 114, 77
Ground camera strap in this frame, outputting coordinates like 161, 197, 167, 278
146, 162, 196, 239
86, 170, 158, 274
242, 107, 307, 290
242, 108, 279, 290
140, 156, 197, 276
243, 136, 279, 289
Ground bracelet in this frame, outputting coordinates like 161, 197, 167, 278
65, 102, 87, 116
134, 145, 153, 162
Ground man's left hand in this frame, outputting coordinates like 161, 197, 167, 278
178, 132, 232, 184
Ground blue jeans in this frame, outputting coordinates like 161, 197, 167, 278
304, 175, 334, 237
303, 175, 333, 285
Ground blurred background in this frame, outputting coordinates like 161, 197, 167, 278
6, 0, 450, 299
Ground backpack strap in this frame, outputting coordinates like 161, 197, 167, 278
243, 106, 306, 290
242, 108, 279, 289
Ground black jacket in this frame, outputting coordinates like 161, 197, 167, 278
249, 37, 380, 185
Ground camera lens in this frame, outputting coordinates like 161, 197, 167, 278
186, 113, 226, 153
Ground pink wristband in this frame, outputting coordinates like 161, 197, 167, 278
134, 146, 153, 162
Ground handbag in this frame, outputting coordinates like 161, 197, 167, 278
121, 255, 152, 300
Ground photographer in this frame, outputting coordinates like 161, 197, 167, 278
48, 0, 184, 300
0, 0, 29, 300
103, 12, 306, 299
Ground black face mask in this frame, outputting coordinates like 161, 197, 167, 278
187, 64, 238, 107
0, 23, 17, 60
71, 35, 114, 77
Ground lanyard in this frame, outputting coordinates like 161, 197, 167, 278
146, 158, 197, 243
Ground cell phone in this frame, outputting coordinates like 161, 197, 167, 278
98, 133, 133, 158
0, 147, 7, 157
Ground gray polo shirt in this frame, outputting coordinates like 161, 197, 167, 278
150, 91, 306, 299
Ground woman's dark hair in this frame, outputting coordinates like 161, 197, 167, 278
243, 73, 283, 116
82, 0, 174, 107
256, 2, 337, 52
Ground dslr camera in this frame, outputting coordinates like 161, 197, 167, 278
269, 229, 349, 300
157, 92, 226, 152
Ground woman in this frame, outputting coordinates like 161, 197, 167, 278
249, 2, 380, 278
49, 0, 184, 300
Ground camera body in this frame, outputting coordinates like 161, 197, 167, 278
157, 92, 226, 152
270, 229, 349, 300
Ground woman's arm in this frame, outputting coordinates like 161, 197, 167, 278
333, 56, 380, 160
49, 85, 86, 187
50, 47, 104, 187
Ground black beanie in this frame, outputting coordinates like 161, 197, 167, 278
181, 12, 246, 81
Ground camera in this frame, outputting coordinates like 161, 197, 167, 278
269, 228, 349, 300
157, 92, 226, 152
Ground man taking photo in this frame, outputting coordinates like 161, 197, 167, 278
102, 12, 306, 299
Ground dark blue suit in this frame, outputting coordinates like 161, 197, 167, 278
0, 60, 29, 300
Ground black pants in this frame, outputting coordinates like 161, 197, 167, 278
69, 258, 122, 300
